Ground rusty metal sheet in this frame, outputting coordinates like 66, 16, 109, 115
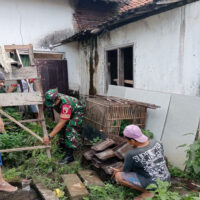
101, 162, 123, 175
91, 138, 115, 152
113, 143, 133, 159
95, 149, 115, 161
83, 150, 95, 160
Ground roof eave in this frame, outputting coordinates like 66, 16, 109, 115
58, 0, 198, 45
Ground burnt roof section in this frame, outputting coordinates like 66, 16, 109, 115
60, 0, 198, 44
73, 0, 151, 32
74, 0, 119, 31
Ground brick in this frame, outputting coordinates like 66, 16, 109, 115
62, 174, 89, 200
78, 170, 105, 187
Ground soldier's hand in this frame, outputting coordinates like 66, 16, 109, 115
43, 136, 50, 145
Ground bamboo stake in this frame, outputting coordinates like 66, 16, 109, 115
0, 109, 43, 142
0, 145, 50, 153
5, 118, 45, 125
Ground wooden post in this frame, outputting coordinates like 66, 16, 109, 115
30, 46, 51, 158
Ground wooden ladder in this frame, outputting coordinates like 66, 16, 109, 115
0, 44, 51, 157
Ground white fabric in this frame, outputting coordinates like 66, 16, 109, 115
17, 80, 34, 93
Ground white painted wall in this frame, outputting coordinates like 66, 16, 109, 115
74, 1, 200, 96
55, 42, 81, 91
0, 0, 74, 48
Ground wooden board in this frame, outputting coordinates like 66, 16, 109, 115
0, 92, 43, 107
0, 146, 50, 153
4, 44, 33, 52
0, 66, 38, 80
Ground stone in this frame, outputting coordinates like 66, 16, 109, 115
62, 174, 89, 200
34, 183, 58, 200
78, 170, 104, 187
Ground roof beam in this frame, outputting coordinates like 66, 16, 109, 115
156, 0, 182, 4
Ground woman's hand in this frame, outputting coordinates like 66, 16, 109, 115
43, 136, 50, 145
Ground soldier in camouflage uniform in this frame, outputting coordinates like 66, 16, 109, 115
43, 89, 85, 164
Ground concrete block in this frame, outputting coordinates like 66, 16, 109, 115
62, 174, 89, 200
78, 170, 105, 187
34, 183, 59, 200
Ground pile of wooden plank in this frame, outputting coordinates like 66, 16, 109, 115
83, 137, 133, 179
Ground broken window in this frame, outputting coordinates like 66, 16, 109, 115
106, 46, 133, 90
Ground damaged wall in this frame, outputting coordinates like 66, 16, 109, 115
0, 0, 75, 49
64, 0, 200, 96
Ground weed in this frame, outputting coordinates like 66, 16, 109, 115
147, 180, 200, 200
185, 137, 200, 179
84, 183, 138, 200
168, 164, 188, 179
91, 136, 101, 145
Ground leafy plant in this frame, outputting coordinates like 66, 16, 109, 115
91, 136, 101, 145
141, 129, 154, 139
147, 180, 181, 200
147, 180, 200, 200
168, 163, 188, 179
84, 183, 138, 200
185, 137, 200, 179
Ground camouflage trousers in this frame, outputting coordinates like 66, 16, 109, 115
60, 110, 84, 149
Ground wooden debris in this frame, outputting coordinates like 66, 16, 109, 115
113, 142, 133, 159
91, 138, 115, 151
101, 162, 123, 175
95, 149, 115, 161
83, 150, 96, 160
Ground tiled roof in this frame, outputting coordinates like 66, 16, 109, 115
74, 0, 154, 32
120, 0, 153, 13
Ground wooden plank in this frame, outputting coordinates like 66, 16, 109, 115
0, 66, 38, 80
34, 52, 63, 60
0, 92, 43, 107
4, 118, 45, 125
34, 77, 51, 158
0, 145, 50, 153
0, 109, 43, 142
119, 48, 124, 86
4, 44, 33, 52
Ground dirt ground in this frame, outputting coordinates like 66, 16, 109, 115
0, 183, 41, 200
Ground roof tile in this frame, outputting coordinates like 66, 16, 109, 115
120, 0, 153, 13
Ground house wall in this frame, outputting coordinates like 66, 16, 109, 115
0, 0, 74, 48
73, 1, 200, 96
55, 42, 81, 91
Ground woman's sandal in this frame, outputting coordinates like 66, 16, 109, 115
0, 181, 18, 192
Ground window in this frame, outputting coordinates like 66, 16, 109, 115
106, 46, 133, 90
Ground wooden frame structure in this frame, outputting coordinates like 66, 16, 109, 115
0, 44, 51, 157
